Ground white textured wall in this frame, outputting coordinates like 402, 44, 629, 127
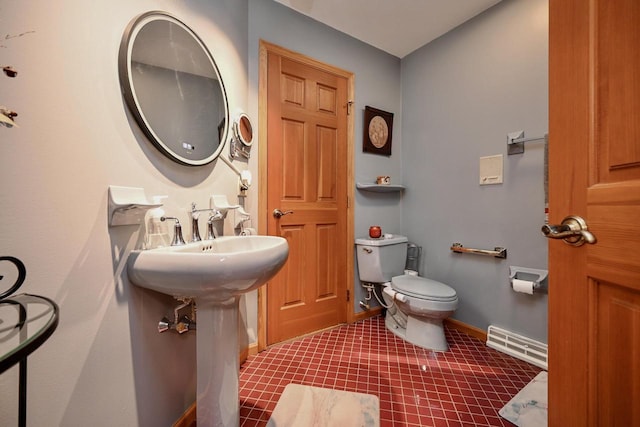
0, 0, 249, 425
401, 0, 549, 342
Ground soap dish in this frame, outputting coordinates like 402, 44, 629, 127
210, 194, 240, 211
108, 185, 161, 227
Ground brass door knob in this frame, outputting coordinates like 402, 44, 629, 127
273, 209, 294, 219
541, 215, 596, 246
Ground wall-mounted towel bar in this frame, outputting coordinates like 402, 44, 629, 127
450, 243, 507, 259
507, 131, 548, 155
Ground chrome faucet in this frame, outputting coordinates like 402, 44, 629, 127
206, 210, 224, 239
161, 216, 186, 246
190, 203, 222, 242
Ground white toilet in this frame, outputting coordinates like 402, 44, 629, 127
355, 235, 458, 351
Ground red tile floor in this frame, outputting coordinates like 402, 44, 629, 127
239, 316, 541, 426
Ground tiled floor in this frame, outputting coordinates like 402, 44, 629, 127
239, 316, 541, 426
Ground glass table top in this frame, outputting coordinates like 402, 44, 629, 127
0, 294, 59, 374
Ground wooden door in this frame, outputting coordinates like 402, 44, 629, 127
259, 42, 354, 346
548, 1, 640, 425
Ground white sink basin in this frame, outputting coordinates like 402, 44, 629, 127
127, 235, 289, 302
127, 234, 289, 427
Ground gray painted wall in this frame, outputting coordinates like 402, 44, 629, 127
247, 0, 549, 344
401, 0, 549, 342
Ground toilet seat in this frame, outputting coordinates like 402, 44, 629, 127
391, 274, 457, 302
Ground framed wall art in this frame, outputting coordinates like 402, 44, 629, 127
363, 106, 393, 156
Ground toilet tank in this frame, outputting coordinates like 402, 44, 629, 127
355, 235, 408, 283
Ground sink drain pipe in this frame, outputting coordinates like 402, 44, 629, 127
158, 297, 197, 334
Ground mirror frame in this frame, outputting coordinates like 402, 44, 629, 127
118, 11, 229, 166
229, 112, 253, 160
234, 113, 253, 147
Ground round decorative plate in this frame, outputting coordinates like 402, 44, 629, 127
368, 115, 389, 148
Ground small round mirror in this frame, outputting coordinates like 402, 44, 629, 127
119, 11, 229, 166
234, 113, 253, 147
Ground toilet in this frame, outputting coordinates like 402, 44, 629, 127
355, 235, 458, 351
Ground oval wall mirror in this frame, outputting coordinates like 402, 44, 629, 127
119, 11, 229, 166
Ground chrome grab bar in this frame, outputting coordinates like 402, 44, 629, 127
450, 243, 507, 259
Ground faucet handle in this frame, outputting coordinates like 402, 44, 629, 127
190, 202, 201, 220
206, 219, 218, 240
205, 210, 224, 240
161, 216, 186, 246
208, 209, 224, 221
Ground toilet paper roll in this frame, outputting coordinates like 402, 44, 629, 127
240, 227, 257, 236
512, 279, 535, 295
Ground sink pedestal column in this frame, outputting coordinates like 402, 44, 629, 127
196, 296, 241, 427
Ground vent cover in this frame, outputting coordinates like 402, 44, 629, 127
487, 325, 548, 370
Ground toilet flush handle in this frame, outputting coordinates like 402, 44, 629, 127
362, 247, 372, 254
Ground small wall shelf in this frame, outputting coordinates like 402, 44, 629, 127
108, 185, 161, 227
356, 183, 406, 193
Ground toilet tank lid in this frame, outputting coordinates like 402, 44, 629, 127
391, 274, 457, 301
355, 235, 408, 246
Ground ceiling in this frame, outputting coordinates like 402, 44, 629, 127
274, 0, 502, 58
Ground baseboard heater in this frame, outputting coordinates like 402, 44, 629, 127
487, 325, 548, 370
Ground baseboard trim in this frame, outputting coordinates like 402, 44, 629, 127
249, 342, 259, 356
445, 318, 487, 343
239, 342, 259, 365
173, 402, 196, 427
353, 306, 383, 322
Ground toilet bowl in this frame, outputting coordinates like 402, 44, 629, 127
382, 274, 458, 351
355, 235, 458, 351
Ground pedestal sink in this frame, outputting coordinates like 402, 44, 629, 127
127, 235, 289, 427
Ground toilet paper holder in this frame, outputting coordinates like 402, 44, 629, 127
509, 266, 548, 294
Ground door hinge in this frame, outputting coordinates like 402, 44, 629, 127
346, 289, 350, 302
347, 100, 354, 115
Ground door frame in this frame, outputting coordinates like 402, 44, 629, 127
257, 40, 356, 351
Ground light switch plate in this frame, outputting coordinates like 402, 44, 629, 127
479, 154, 503, 185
